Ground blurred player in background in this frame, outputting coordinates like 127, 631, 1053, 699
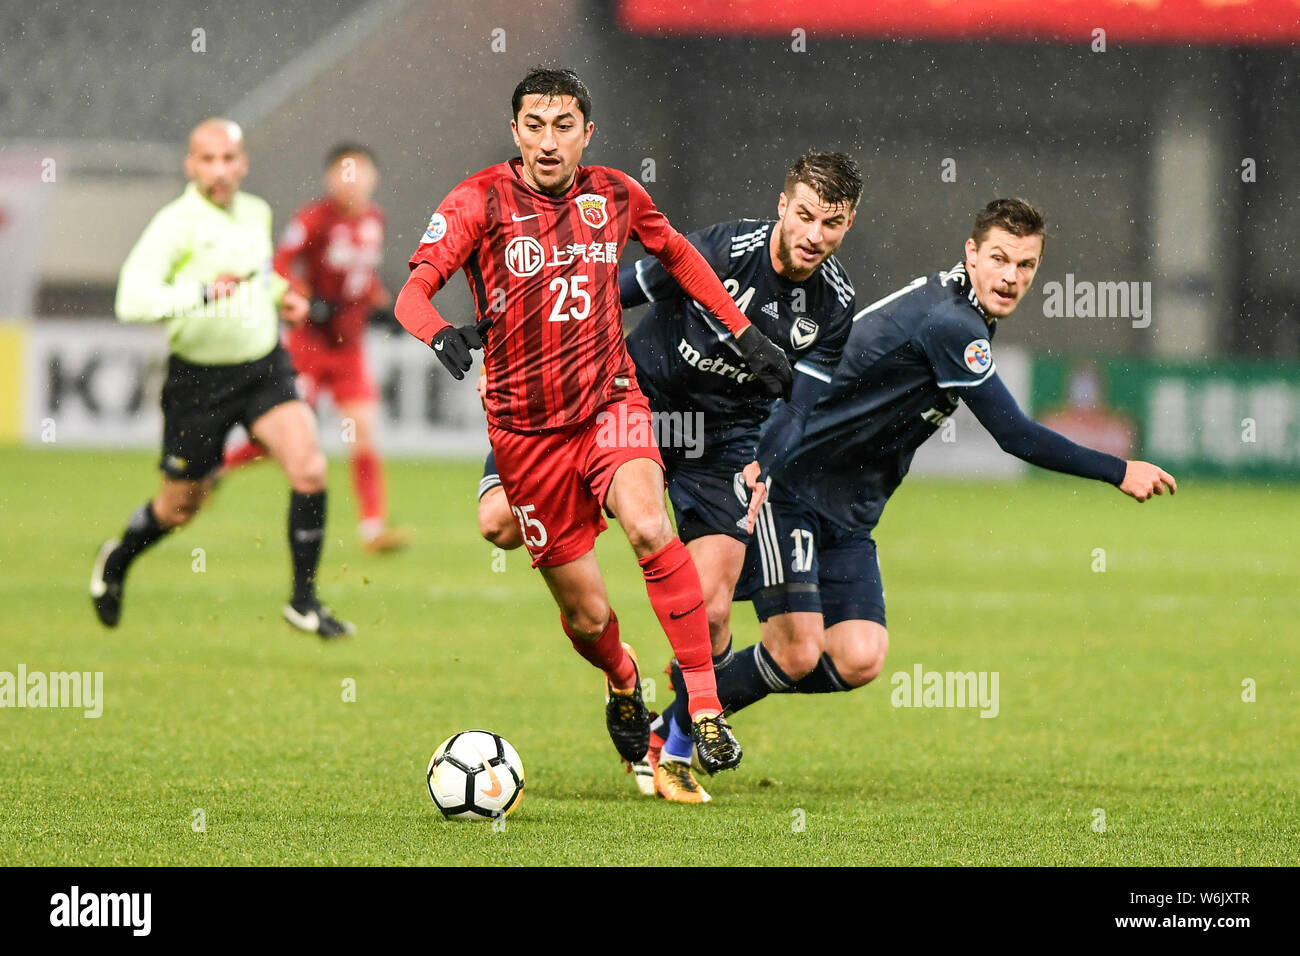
678, 199, 1175, 802
223, 143, 411, 554
91, 118, 354, 638
476, 152, 863, 802
395, 68, 795, 774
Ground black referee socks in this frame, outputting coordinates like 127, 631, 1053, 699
107, 501, 170, 577
288, 490, 326, 605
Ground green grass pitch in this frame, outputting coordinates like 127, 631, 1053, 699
1, 445, 1295, 866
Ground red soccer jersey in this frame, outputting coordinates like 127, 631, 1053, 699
276, 198, 385, 348
407, 159, 678, 433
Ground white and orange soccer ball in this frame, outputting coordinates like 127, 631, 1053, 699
426, 731, 525, 821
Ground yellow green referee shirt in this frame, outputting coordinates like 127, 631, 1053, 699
115, 182, 290, 365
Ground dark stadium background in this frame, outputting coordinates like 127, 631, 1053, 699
6, 0, 1296, 356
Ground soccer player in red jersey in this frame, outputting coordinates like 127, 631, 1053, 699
394, 68, 793, 772
224, 144, 411, 554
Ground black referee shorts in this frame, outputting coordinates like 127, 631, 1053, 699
159, 346, 301, 480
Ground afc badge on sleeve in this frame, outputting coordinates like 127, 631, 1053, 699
420, 212, 447, 245
964, 339, 992, 373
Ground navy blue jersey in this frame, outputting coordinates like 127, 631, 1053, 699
776, 263, 998, 530
625, 219, 854, 447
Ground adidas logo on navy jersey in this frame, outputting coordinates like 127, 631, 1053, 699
761, 301, 779, 319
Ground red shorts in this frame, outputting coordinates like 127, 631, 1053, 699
286, 341, 378, 405
489, 390, 665, 568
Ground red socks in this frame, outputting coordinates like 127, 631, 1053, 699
562, 609, 637, 691
556, 539, 720, 715
223, 439, 267, 470
350, 449, 385, 526
638, 538, 722, 717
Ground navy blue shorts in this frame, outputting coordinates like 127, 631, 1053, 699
735, 485, 886, 628
661, 440, 753, 545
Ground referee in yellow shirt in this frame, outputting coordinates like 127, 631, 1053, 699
91, 118, 354, 638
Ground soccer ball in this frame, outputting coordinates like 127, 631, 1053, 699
426, 730, 525, 821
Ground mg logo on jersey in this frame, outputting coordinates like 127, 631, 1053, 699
574, 193, 608, 229
964, 339, 992, 373
791, 317, 819, 350
505, 235, 545, 277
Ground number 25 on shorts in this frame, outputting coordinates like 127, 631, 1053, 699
511, 504, 548, 548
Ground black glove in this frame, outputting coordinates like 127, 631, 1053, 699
735, 326, 793, 399
307, 300, 335, 325
430, 322, 487, 380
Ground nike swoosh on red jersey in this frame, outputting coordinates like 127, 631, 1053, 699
511, 213, 541, 222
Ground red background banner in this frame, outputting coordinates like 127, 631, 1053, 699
617, 0, 1300, 45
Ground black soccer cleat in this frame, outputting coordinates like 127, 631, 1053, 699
691, 713, 742, 775
90, 539, 125, 628
282, 598, 356, 639
605, 643, 651, 762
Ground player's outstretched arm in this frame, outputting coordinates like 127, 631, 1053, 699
1118, 460, 1177, 502
963, 373, 1177, 502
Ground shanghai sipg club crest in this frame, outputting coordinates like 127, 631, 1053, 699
574, 193, 608, 229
